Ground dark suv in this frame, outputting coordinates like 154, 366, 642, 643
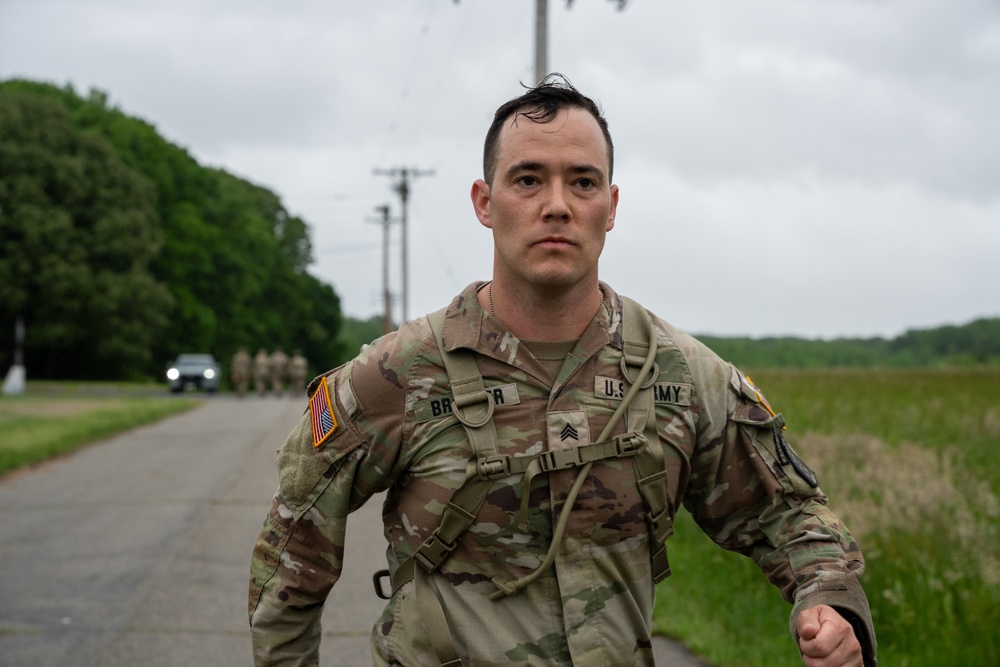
165, 354, 220, 393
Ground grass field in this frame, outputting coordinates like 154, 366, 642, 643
0, 381, 200, 476
653, 368, 1000, 666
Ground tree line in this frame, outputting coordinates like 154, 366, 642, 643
0, 78, 344, 381
698, 316, 1000, 369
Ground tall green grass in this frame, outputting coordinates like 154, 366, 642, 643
653, 368, 1000, 667
0, 385, 199, 475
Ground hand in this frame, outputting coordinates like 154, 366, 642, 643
796, 605, 863, 667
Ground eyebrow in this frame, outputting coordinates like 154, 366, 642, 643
504, 161, 606, 180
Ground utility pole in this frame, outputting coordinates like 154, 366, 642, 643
368, 204, 396, 334
373, 167, 434, 322
452, 0, 629, 84
541, 2, 629, 81
535, 0, 548, 84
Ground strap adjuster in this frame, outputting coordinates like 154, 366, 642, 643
614, 432, 644, 456
645, 506, 674, 541
477, 455, 511, 480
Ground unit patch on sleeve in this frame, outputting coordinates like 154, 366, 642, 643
309, 376, 338, 448
739, 373, 780, 420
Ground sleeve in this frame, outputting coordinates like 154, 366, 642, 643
683, 363, 877, 667
247, 349, 407, 667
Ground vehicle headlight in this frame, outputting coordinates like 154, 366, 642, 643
203, 369, 216, 380
166, 368, 180, 381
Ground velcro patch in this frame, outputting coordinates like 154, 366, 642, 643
548, 410, 591, 449
595, 376, 691, 405
309, 376, 338, 448
412, 383, 520, 423
338, 376, 359, 418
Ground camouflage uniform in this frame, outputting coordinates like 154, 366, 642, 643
249, 282, 875, 667
271, 348, 290, 396
254, 349, 270, 397
288, 351, 308, 397
231, 347, 251, 399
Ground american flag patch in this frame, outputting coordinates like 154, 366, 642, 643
309, 376, 338, 448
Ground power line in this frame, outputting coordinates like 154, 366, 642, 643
317, 241, 388, 255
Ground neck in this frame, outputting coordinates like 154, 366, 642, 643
483, 278, 604, 341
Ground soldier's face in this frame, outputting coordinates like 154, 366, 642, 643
471, 107, 618, 292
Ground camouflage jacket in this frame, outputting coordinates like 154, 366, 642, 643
249, 282, 876, 667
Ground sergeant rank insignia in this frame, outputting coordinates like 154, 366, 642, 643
309, 376, 338, 448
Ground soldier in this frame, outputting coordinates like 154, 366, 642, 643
287, 350, 308, 397
230, 346, 251, 399
249, 76, 876, 667
252, 348, 270, 398
270, 347, 290, 397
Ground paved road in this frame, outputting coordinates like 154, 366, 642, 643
0, 397, 711, 666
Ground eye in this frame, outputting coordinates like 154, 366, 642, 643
517, 175, 539, 186
576, 178, 595, 189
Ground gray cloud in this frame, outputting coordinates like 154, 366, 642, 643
2, 0, 996, 337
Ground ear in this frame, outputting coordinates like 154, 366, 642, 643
606, 183, 619, 232
471, 179, 492, 228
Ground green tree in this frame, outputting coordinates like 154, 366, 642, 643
0, 78, 345, 381
336, 314, 387, 363
0, 91, 173, 378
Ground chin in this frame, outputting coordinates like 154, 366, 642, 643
525, 272, 589, 290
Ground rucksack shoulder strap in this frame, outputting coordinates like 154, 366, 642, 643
621, 297, 674, 582
427, 307, 501, 462
391, 308, 502, 594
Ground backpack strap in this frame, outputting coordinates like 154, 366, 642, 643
390, 306, 502, 595
621, 297, 674, 582
401, 306, 508, 667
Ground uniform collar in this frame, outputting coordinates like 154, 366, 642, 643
440, 281, 626, 374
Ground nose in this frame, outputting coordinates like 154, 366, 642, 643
542, 183, 570, 222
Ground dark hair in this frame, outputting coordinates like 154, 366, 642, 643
482, 73, 614, 185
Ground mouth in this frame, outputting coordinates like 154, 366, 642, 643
534, 236, 575, 249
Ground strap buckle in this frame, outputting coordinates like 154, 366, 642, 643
538, 447, 584, 473
414, 532, 458, 572
477, 454, 511, 480
645, 506, 674, 541
614, 432, 644, 457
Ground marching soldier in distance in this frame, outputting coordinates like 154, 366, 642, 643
249, 76, 876, 667
230, 346, 251, 399
287, 350, 308, 397
252, 348, 270, 398
270, 347, 290, 397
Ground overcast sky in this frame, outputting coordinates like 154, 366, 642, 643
2, 0, 998, 338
